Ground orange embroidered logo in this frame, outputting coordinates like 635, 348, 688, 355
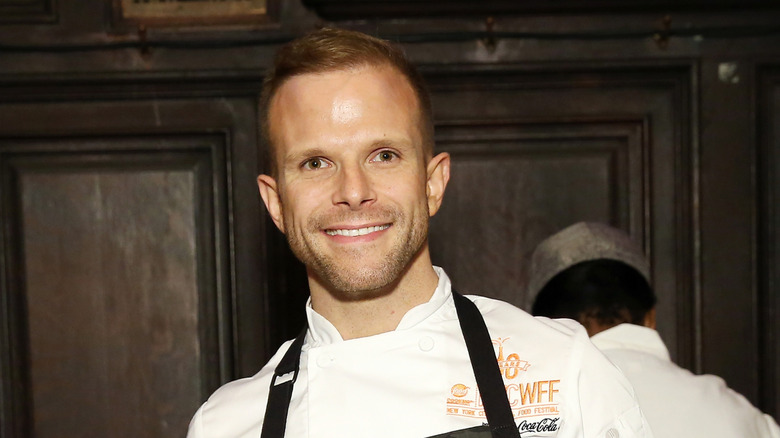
493, 338, 530, 380
451, 384, 469, 397
446, 337, 561, 421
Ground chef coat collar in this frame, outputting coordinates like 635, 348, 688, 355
304, 266, 452, 345
590, 323, 671, 362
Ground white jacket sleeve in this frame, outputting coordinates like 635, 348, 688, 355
761, 413, 780, 438
186, 404, 204, 438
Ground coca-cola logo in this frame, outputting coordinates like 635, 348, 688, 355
518, 417, 560, 435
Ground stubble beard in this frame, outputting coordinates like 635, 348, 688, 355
285, 204, 429, 300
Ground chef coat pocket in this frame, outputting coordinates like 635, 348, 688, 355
427, 424, 494, 437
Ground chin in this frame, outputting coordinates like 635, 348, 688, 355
318, 264, 402, 299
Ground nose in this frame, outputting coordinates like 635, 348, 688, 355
332, 163, 376, 209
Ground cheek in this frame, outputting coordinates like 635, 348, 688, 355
282, 186, 325, 220
394, 179, 429, 210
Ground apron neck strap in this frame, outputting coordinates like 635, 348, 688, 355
260, 326, 306, 438
452, 292, 521, 438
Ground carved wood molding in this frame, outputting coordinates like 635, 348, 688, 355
302, 0, 780, 20
0, 0, 56, 24
0, 70, 264, 102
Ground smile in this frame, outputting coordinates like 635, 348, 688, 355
325, 224, 390, 237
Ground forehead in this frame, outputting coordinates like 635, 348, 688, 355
277, 66, 415, 111
268, 66, 420, 138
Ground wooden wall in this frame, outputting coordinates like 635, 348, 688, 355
0, 1, 779, 436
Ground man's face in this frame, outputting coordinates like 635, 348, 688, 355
258, 65, 447, 296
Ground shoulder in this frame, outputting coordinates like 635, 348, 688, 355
210, 338, 294, 406
459, 294, 593, 381
465, 293, 588, 342
187, 339, 294, 437
655, 360, 777, 426
605, 348, 780, 436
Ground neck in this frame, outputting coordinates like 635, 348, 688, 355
308, 251, 440, 340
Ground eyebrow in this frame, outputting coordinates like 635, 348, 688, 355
371, 139, 395, 149
370, 138, 414, 151
283, 148, 328, 168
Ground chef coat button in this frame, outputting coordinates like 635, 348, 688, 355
316, 353, 335, 368
605, 428, 619, 438
418, 336, 435, 352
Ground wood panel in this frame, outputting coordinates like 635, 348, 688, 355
425, 65, 696, 369
1, 137, 224, 437
759, 65, 780, 421
697, 58, 760, 403
0, 0, 55, 23
0, 74, 268, 438
0, 73, 270, 376
432, 120, 643, 301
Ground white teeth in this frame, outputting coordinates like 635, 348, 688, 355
326, 224, 389, 237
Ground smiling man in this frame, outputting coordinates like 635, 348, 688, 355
187, 28, 655, 438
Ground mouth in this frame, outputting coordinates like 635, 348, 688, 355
325, 224, 390, 237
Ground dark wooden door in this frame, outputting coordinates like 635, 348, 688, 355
0, 75, 270, 437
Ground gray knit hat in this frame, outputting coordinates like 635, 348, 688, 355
527, 222, 650, 299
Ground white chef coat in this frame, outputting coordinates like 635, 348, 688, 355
591, 323, 780, 438
188, 268, 653, 438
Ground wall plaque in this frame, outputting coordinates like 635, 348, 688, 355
118, 0, 268, 26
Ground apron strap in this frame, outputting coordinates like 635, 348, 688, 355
452, 292, 521, 438
260, 291, 520, 438
260, 326, 307, 438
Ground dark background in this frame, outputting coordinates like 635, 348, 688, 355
1, 0, 779, 436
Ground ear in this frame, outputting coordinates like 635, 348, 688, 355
643, 307, 657, 330
257, 174, 285, 233
426, 152, 451, 217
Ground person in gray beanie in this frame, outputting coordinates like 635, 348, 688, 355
529, 221, 780, 438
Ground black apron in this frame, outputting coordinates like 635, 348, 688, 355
260, 291, 522, 438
